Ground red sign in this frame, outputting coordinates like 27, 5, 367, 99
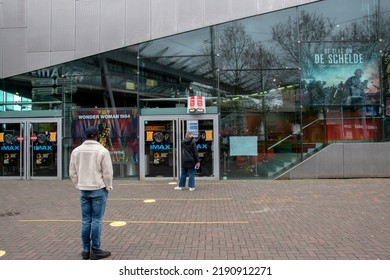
326, 112, 380, 141
31, 135, 37, 142
188, 96, 196, 113
197, 96, 204, 112
187, 96, 206, 113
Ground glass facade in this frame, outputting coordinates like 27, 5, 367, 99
0, 0, 389, 180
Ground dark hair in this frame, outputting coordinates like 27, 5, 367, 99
85, 126, 99, 139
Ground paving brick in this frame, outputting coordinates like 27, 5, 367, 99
0, 178, 389, 260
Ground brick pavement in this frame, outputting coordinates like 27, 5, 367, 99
0, 178, 389, 260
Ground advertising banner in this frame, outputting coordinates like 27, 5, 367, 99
301, 43, 380, 107
326, 114, 380, 141
187, 96, 206, 113
71, 108, 138, 163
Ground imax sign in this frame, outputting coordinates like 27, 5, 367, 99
1, 146, 20, 151
150, 144, 171, 150
149, 144, 208, 150
34, 146, 53, 151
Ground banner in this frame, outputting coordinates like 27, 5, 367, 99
187, 96, 206, 113
301, 43, 380, 106
71, 108, 138, 163
326, 115, 380, 141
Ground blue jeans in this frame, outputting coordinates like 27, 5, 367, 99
80, 188, 108, 252
179, 167, 195, 188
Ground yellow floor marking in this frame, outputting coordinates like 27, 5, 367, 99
109, 198, 232, 201
143, 199, 156, 203
105, 221, 249, 225
0, 250, 6, 257
19, 219, 81, 222
110, 221, 127, 227
19, 219, 248, 225
115, 182, 227, 186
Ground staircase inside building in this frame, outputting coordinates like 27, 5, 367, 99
258, 142, 326, 179
223, 141, 327, 180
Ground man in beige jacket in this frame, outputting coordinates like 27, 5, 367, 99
69, 126, 113, 260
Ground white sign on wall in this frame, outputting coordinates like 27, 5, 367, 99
229, 136, 258, 156
187, 120, 199, 137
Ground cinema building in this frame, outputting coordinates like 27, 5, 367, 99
1, 0, 390, 181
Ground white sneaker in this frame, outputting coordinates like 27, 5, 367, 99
189, 188, 195, 191
174, 186, 184, 190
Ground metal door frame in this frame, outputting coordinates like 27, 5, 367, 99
0, 118, 62, 180
139, 114, 219, 181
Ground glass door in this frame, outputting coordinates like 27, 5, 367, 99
143, 119, 177, 178
178, 118, 215, 178
0, 119, 62, 179
139, 115, 219, 180
28, 120, 60, 178
0, 121, 24, 178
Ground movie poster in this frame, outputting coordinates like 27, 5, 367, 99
71, 108, 138, 163
301, 43, 380, 107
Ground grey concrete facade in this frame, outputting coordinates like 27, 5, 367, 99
0, 0, 319, 78
278, 143, 390, 179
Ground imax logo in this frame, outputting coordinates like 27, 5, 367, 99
150, 144, 171, 150
196, 144, 208, 149
1, 146, 20, 151
34, 146, 53, 151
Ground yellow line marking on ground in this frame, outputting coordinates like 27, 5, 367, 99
19, 219, 81, 222
115, 182, 227, 186
109, 198, 232, 201
110, 221, 127, 227
18, 219, 248, 225
0, 250, 6, 257
143, 199, 156, 203
112, 221, 249, 224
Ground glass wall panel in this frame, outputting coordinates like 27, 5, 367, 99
300, 1, 382, 144
382, 0, 390, 50
61, 52, 139, 178
0, 50, 140, 178
138, 28, 218, 109
218, 9, 302, 178
301, 0, 379, 41
382, 0, 390, 140
0, 68, 64, 111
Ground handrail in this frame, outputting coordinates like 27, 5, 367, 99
266, 114, 380, 151
302, 118, 322, 130
267, 118, 322, 151
267, 134, 294, 151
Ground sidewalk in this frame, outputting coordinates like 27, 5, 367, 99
0, 178, 389, 260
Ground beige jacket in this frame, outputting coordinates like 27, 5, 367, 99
69, 140, 113, 191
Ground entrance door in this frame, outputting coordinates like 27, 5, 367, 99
0, 119, 62, 179
139, 115, 219, 180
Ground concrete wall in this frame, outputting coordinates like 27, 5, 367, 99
277, 143, 390, 179
0, 0, 320, 78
